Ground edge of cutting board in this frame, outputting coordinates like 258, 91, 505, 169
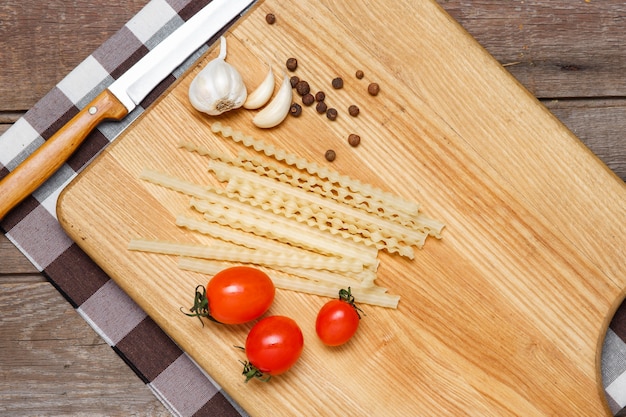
57, 0, 625, 415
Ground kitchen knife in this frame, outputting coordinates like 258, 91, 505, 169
0, 0, 256, 220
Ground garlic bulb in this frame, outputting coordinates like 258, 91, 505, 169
189, 36, 247, 115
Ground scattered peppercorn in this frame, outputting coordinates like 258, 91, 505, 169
355, 70, 364, 79
348, 134, 361, 147
348, 105, 360, 117
368, 82, 380, 96
331, 77, 344, 89
286, 57, 298, 72
315, 91, 325, 102
290, 76, 300, 88
302, 93, 315, 106
325, 149, 336, 162
265, 13, 276, 25
289, 103, 302, 117
295, 80, 310, 96
326, 108, 338, 121
315, 101, 327, 114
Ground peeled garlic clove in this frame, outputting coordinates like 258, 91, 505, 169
243, 64, 275, 109
188, 36, 247, 116
252, 74, 292, 128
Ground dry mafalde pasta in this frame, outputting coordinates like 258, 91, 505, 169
210, 122, 421, 215
182, 140, 431, 232
131, 125, 445, 308
138, 169, 379, 266
176, 214, 377, 286
189, 197, 381, 265
209, 160, 429, 249
128, 238, 363, 273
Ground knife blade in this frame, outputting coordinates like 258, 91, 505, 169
0, 0, 256, 220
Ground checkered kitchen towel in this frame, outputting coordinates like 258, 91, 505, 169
0, 0, 248, 416
1, 0, 625, 415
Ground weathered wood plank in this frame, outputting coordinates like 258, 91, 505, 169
436, 0, 626, 98
0, 233, 39, 275
0, 281, 170, 416
542, 98, 626, 181
2, 1, 625, 111
0, 0, 149, 110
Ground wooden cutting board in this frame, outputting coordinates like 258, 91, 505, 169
57, 0, 626, 415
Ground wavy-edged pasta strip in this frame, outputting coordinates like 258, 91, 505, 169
128, 238, 364, 273
139, 169, 382, 263
194, 197, 414, 258
208, 160, 428, 247
232, 152, 432, 230
222, 178, 418, 257
179, 141, 430, 232
177, 257, 399, 308
177, 141, 234, 163
140, 168, 221, 198
190, 197, 383, 264
176, 215, 373, 281
277, 265, 379, 289
210, 122, 419, 216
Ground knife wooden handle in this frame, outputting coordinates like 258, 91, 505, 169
0, 89, 128, 220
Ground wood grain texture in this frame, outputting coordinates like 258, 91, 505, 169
2, 0, 626, 416
56, 0, 626, 416
0, 269, 170, 416
439, 0, 626, 98
0, 0, 149, 110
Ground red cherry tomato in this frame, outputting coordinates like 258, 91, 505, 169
185, 266, 275, 325
242, 315, 304, 382
315, 288, 362, 346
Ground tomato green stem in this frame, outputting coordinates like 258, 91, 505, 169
339, 287, 365, 319
239, 360, 271, 383
180, 284, 219, 327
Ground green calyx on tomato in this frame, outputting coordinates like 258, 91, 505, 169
240, 315, 304, 382
240, 360, 272, 383
338, 287, 364, 319
181, 284, 220, 327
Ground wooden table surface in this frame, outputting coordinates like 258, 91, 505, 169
1, 1, 625, 415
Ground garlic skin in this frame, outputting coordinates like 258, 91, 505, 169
243, 64, 275, 109
189, 36, 247, 116
252, 74, 293, 128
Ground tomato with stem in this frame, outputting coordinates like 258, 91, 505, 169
315, 287, 363, 346
183, 266, 275, 325
241, 315, 304, 382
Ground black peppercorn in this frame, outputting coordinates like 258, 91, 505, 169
325, 149, 336, 162
302, 93, 314, 106
368, 82, 380, 96
348, 134, 361, 147
355, 70, 364, 79
286, 57, 298, 72
315, 91, 325, 102
289, 103, 302, 117
265, 13, 276, 25
348, 105, 360, 117
315, 101, 327, 114
290, 76, 300, 89
295, 80, 310, 96
326, 108, 338, 121
331, 77, 344, 89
